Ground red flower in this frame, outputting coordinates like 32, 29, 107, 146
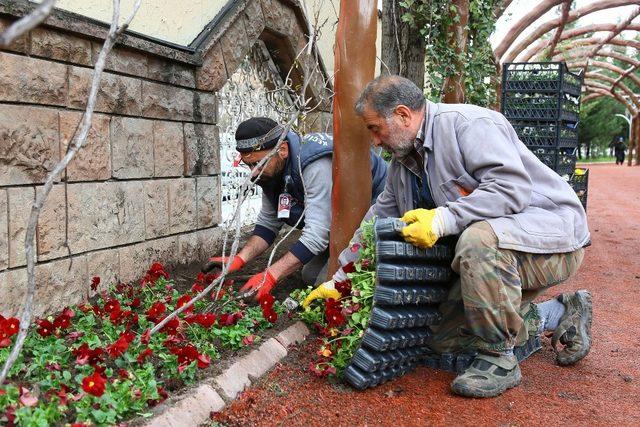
141, 329, 151, 345
325, 309, 345, 328
129, 298, 141, 308
159, 317, 180, 335
36, 319, 54, 337
185, 313, 216, 328
242, 334, 255, 346
350, 243, 361, 253
82, 370, 106, 397
137, 347, 153, 364
335, 280, 352, 297
325, 298, 341, 311
91, 276, 101, 291
53, 313, 71, 330
73, 343, 105, 366
117, 368, 129, 379
218, 313, 243, 327
196, 353, 211, 369
259, 294, 275, 310
176, 295, 193, 313
146, 302, 166, 321
309, 362, 336, 378
141, 262, 169, 286
103, 299, 121, 314
191, 283, 204, 293
106, 331, 135, 358
0, 317, 20, 340
264, 309, 278, 323
342, 262, 356, 274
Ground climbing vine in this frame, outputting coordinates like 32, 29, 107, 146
398, 0, 500, 107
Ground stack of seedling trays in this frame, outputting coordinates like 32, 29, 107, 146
344, 218, 457, 389
502, 62, 583, 178
344, 218, 544, 389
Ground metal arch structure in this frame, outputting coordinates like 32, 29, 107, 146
521, 23, 640, 62
552, 48, 640, 69
574, 60, 640, 92
583, 72, 640, 110
496, 0, 639, 64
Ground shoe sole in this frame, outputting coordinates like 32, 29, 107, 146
557, 290, 592, 366
450, 369, 522, 398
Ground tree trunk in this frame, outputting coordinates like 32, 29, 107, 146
328, 0, 378, 277
442, 0, 470, 103
380, 0, 426, 88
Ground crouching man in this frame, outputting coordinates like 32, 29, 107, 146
204, 117, 388, 300
305, 76, 591, 398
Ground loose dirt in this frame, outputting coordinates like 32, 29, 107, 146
213, 163, 640, 426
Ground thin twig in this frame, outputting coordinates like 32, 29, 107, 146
0, 0, 57, 47
0, 0, 142, 385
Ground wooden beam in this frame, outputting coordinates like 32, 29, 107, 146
547, 0, 572, 58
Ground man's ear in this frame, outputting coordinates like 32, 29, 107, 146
278, 141, 289, 159
394, 105, 412, 127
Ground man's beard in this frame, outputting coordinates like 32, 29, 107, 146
252, 157, 285, 186
384, 119, 415, 159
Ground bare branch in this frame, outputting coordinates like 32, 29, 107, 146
0, 0, 142, 385
0, 0, 56, 47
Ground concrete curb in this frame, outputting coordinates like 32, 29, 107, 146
144, 321, 310, 427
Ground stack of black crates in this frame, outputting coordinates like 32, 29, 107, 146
501, 62, 588, 210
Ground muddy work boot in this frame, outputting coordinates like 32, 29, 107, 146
450, 353, 521, 398
552, 290, 593, 366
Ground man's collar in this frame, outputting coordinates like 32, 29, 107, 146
418, 100, 436, 151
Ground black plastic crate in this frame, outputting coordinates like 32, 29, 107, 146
376, 241, 454, 264
352, 346, 426, 373
511, 120, 578, 148
502, 62, 582, 97
369, 306, 441, 330
570, 168, 589, 192
373, 284, 449, 306
344, 360, 416, 390
376, 263, 453, 285
361, 326, 432, 352
502, 91, 580, 122
529, 146, 577, 177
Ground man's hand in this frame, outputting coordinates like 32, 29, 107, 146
240, 269, 278, 300
400, 208, 445, 248
202, 255, 245, 273
302, 280, 341, 309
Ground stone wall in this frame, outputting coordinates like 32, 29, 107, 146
0, 0, 331, 317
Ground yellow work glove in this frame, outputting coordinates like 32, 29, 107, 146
400, 208, 446, 249
302, 280, 340, 309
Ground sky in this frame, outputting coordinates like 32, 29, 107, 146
491, 0, 638, 60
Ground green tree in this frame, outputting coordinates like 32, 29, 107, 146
579, 96, 627, 158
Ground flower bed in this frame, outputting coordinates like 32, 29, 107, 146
292, 220, 376, 378
0, 263, 283, 425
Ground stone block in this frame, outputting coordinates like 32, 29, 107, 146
0, 255, 87, 318
198, 227, 224, 259
242, 338, 287, 379
59, 111, 111, 181
144, 385, 225, 427
260, 0, 297, 37
153, 121, 184, 177
119, 236, 177, 283
7, 187, 34, 268
196, 176, 221, 228
0, 105, 60, 186
0, 18, 29, 53
111, 117, 154, 179
36, 184, 67, 261
0, 189, 7, 271
243, 0, 266, 42
92, 43, 148, 78
220, 16, 250, 79
0, 52, 67, 106
68, 66, 142, 116
169, 179, 197, 234
196, 42, 227, 92
86, 249, 119, 295
144, 180, 171, 239
275, 321, 310, 349
67, 181, 145, 254
176, 231, 202, 265
141, 81, 194, 121
184, 124, 220, 176
214, 359, 251, 400
194, 91, 217, 124
148, 56, 196, 88
31, 27, 92, 65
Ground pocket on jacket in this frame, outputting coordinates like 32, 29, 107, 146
513, 208, 567, 238
440, 173, 479, 201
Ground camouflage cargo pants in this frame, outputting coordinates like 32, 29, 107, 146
429, 221, 585, 354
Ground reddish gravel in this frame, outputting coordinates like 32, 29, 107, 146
214, 163, 640, 426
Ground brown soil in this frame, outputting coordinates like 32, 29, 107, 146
213, 164, 640, 426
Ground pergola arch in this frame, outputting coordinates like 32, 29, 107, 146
583, 83, 637, 114
571, 59, 640, 90
583, 72, 640, 109
497, 0, 639, 64
553, 48, 640, 69
522, 23, 640, 62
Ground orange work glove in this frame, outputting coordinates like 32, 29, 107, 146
240, 270, 278, 301
202, 255, 245, 273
